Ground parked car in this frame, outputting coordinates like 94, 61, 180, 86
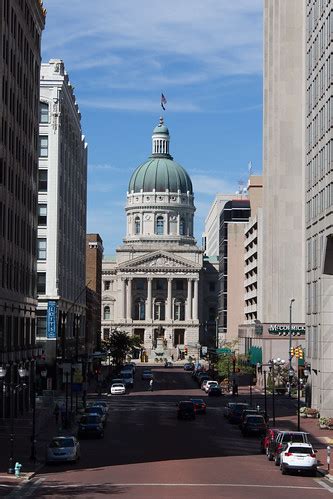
142, 370, 154, 380
196, 373, 210, 385
280, 443, 317, 476
239, 409, 269, 428
208, 385, 222, 397
110, 383, 126, 395
93, 400, 109, 414
204, 381, 219, 393
241, 415, 267, 436
184, 363, 194, 371
223, 402, 237, 419
201, 379, 214, 391
85, 406, 107, 426
190, 398, 207, 414
123, 363, 136, 373
177, 401, 196, 420
260, 428, 280, 454
77, 415, 104, 438
46, 436, 80, 464
267, 431, 310, 464
111, 377, 124, 386
228, 403, 250, 424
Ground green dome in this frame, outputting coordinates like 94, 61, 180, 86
129, 157, 193, 194
153, 123, 169, 134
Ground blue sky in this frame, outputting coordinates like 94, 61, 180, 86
42, 0, 263, 255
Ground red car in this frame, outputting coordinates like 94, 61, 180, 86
260, 428, 280, 455
190, 398, 207, 414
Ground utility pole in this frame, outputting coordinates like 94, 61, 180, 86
289, 298, 295, 397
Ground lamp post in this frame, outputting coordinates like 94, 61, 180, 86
29, 360, 37, 462
0, 366, 27, 473
268, 360, 275, 426
215, 317, 218, 349
289, 298, 295, 397
263, 370, 267, 416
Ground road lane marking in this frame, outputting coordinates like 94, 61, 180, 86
316, 479, 333, 494
5, 478, 45, 498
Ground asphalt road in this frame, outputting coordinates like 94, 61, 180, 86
8, 367, 332, 498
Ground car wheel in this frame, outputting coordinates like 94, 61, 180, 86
281, 465, 287, 475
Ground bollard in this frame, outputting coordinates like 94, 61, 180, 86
14, 462, 22, 478
327, 445, 331, 474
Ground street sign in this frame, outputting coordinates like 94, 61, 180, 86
201, 346, 208, 355
216, 348, 232, 354
47, 301, 58, 339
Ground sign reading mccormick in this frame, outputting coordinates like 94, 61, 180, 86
268, 324, 305, 335
47, 301, 58, 339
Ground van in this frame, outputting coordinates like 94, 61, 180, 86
120, 370, 134, 388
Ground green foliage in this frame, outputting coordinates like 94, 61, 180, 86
102, 330, 142, 367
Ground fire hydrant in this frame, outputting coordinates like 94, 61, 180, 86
14, 462, 22, 478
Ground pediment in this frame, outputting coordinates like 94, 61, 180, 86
119, 251, 200, 272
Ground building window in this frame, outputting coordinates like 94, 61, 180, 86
154, 300, 165, 320
39, 135, 48, 157
104, 281, 110, 291
40, 102, 49, 123
134, 299, 145, 320
155, 215, 164, 235
135, 216, 141, 235
38, 170, 47, 192
209, 282, 216, 293
174, 300, 185, 321
37, 272, 46, 294
36, 310, 47, 337
179, 218, 185, 235
37, 238, 47, 260
38, 204, 47, 225
103, 306, 111, 320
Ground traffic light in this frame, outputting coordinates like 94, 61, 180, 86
290, 347, 295, 357
298, 347, 303, 360
295, 347, 300, 359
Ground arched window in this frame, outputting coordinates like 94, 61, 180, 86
179, 218, 185, 235
40, 102, 49, 123
174, 300, 185, 321
154, 300, 165, 320
135, 216, 141, 235
155, 216, 164, 235
103, 306, 110, 320
134, 299, 145, 320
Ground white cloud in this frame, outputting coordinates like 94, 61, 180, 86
191, 174, 237, 196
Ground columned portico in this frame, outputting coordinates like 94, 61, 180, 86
166, 278, 173, 320
147, 277, 152, 320
126, 278, 132, 319
186, 279, 192, 321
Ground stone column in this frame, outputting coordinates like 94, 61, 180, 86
193, 278, 199, 320
166, 278, 173, 320
126, 278, 132, 320
186, 279, 192, 320
120, 278, 126, 319
146, 277, 152, 320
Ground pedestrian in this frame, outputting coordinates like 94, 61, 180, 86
53, 403, 60, 425
149, 379, 154, 391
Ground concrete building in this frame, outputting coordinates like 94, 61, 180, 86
305, 0, 333, 415
86, 234, 103, 360
262, 0, 305, 326
0, 0, 45, 415
203, 194, 243, 257
36, 60, 87, 386
217, 199, 251, 344
101, 118, 217, 360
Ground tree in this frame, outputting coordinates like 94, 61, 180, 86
102, 330, 142, 367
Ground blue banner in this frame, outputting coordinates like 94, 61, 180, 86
47, 301, 58, 339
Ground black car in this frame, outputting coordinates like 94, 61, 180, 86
239, 409, 269, 428
77, 415, 104, 438
228, 403, 250, 424
177, 401, 195, 420
241, 415, 267, 437
208, 385, 222, 396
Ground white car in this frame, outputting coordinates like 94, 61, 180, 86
110, 383, 126, 395
203, 380, 219, 392
280, 442, 317, 476
46, 436, 80, 463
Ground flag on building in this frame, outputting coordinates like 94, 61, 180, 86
161, 93, 167, 110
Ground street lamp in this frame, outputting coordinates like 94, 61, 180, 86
267, 360, 275, 425
289, 298, 295, 397
0, 366, 27, 473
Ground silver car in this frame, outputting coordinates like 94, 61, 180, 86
46, 436, 80, 463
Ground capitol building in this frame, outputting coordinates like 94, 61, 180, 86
101, 118, 218, 360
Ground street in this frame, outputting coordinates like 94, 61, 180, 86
6, 367, 331, 498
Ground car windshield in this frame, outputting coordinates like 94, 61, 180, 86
112, 383, 124, 388
234, 405, 249, 412
49, 438, 74, 448
191, 399, 204, 404
282, 433, 306, 442
80, 415, 100, 424
246, 416, 265, 423
143, 371, 151, 374
288, 447, 313, 454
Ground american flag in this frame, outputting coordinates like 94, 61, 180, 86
161, 93, 167, 110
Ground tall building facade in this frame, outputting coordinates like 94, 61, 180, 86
305, 0, 333, 415
262, 0, 305, 325
101, 118, 213, 360
36, 60, 87, 385
86, 234, 103, 357
0, 1, 45, 413
218, 200, 251, 343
